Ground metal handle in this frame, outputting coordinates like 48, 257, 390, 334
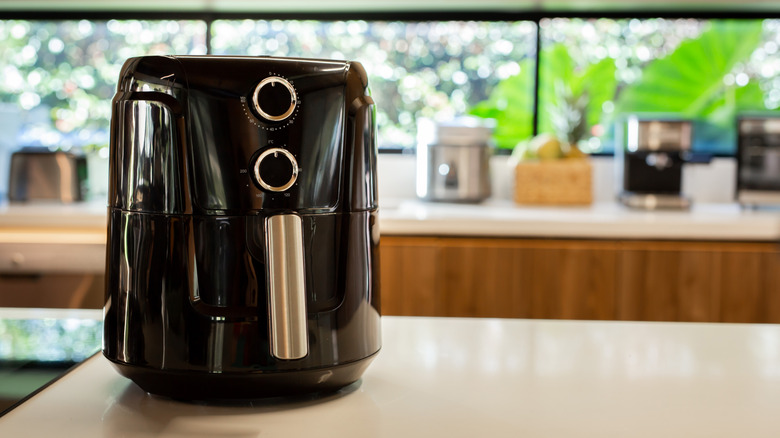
265, 214, 308, 360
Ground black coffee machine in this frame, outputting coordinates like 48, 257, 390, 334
616, 116, 694, 209
103, 55, 381, 399
736, 115, 780, 207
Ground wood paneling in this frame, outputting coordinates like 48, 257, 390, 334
438, 241, 521, 318
519, 242, 618, 320
715, 246, 780, 323
379, 237, 440, 316
380, 237, 618, 320
617, 242, 717, 322
380, 236, 780, 323
0, 274, 104, 309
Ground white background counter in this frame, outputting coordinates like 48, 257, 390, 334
380, 199, 780, 240
2, 198, 779, 241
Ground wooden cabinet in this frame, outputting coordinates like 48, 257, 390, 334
518, 241, 617, 320
379, 238, 439, 316
379, 236, 780, 323
617, 241, 780, 323
380, 237, 619, 320
715, 247, 780, 323
617, 242, 718, 322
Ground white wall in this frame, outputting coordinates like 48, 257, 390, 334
378, 153, 737, 205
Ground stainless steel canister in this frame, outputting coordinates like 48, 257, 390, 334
416, 118, 493, 203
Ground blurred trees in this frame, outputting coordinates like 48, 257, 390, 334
0, 20, 206, 151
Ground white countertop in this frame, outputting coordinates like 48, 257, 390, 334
0, 201, 107, 229
2, 199, 780, 242
381, 199, 780, 240
2, 315, 780, 437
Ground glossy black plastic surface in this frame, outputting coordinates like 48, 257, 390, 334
622, 152, 684, 194
105, 352, 377, 400
104, 211, 380, 381
104, 56, 380, 399
108, 55, 378, 215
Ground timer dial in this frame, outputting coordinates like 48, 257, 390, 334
252, 76, 297, 122
253, 148, 299, 192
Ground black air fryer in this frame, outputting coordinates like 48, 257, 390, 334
103, 55, 380, 399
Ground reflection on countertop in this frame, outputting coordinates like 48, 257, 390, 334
0, 308, 102, 414
3, 314, 780, 437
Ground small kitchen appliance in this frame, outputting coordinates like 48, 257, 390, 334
736, 115, 780, 207
616, 116, 694, 209
7, 148, 87, 203
103, 55, 381, 400
416, 117, 493, 203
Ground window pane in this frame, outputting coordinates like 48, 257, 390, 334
539, 18, 780, 154
0, 19, 207, 199
210, 20, 537, 150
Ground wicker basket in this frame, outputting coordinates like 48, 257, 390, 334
514, 159, 592, 205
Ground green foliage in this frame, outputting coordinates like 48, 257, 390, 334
0, 20, 206, 149
211, 20, 537, 150
0, 318, 101, 362
538, 43, 617, 143
616, 20, 767, 126
469, 59, 535, 149
470, 43, 616, 149
472, 19, 778, 151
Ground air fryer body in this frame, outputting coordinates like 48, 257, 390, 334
103, 56, 380, 399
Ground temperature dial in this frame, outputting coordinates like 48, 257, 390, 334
252, 76, 297, 122
253, 148, 299, 192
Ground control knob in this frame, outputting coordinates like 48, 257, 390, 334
253, 148, 299, 192
252, 77, 297, 122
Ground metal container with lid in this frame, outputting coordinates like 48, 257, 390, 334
416, 117, 494, 203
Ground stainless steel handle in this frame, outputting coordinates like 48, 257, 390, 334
265, 214, 308, 360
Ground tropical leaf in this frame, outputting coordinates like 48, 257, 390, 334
576, 58, 618, 128
538, 43, 616, 142
698, 81, 766, 127
537, 43, 575, 135
469, 58, 535, 149
615, 20, 764, 119
471, 43, 616, 149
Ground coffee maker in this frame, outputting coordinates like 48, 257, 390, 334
616, 116, 693, 209
103, 55, 381, 399
736, 115, 780, 207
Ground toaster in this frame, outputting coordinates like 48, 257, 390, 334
8, 148, 87, 203
103, 55, 381, 399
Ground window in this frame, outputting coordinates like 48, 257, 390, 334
210, 19, 537, 151
1, 13, 780, 201
537, 18, 780, 154
0, 19, 207, 198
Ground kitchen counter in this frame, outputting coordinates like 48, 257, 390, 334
1, 314, 780, 437
1, 200, 779, 274
381, 199, 780, 240
0, 202, 107, 229
0, 202, 106, 274
3, 199, 780, 241
2, 200, 780, 273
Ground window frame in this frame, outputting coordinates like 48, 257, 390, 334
1, 8, 779, 156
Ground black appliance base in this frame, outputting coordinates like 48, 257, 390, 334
104, 352, 378, 401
